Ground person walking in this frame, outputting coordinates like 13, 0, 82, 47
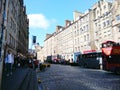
5, 50, 14, 76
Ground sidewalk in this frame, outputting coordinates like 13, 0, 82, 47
1, 67, 39, 90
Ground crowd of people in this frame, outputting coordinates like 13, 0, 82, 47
4, 50, 39, 77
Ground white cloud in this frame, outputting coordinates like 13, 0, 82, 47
50, 18, 58, 23
28, 14, 50, 30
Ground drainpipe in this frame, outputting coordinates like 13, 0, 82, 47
0, 0, 6, 89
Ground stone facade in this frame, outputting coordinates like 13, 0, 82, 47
112, 0, 120, 42
2, 0, 29, 56
37, 0, 120, 62
92, 0, 113, 50
0, 0, 29, 88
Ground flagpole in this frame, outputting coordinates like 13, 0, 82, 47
31, 35, 33, 50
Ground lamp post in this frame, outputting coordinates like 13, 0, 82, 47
0, 0, 6, 89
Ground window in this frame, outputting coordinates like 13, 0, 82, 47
75, 47, 77, 52
86, 25, 88, 31
78, 38, 79, 44
77, 29, 79, 35
74, 26, 76, 29
80, 28, 83, 33
95, 31, 98, 35
84, 35, 86, 41
106, 20, 110, 26
95, 23, 97, 27
99, 24, 101, 29
118, 26, 120, 32
75, 31, 76, 36
75, 39, 76, 44
83, 26, 85, 31
116, 15, 120, 21
97, 10, 99, 14
108, 34, 111, 36
104, 5, 106, 9
103, 22, 106, 27
78, 46, 80, 52
104, 31, 106, 33
87, 34, 89, 41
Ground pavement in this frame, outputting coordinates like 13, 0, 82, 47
1, 67, 39, 90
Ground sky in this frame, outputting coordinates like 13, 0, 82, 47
23, 0, 113, 49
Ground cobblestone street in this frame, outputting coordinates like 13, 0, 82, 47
37, 64, 120, 90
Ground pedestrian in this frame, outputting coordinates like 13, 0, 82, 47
13, 55, 18, 68
5, 50, 14, 76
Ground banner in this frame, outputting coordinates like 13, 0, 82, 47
32, 36, 36, 44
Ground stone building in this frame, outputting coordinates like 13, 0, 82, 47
17, 1, 29, 56
0, 0, 29, 88
92, 0, 113, 50
2, 0, 29, 56
112, 0, 120, 42
37, 0, 120, 62
73, 10, 95, 54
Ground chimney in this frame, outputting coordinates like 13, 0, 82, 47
46, 34, 52, 39
56, 25, 63, 32
65, 20, 71, 27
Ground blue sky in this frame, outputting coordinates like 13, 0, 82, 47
24, 0, 106, 48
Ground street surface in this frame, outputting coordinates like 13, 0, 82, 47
37, 64, 120, 90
